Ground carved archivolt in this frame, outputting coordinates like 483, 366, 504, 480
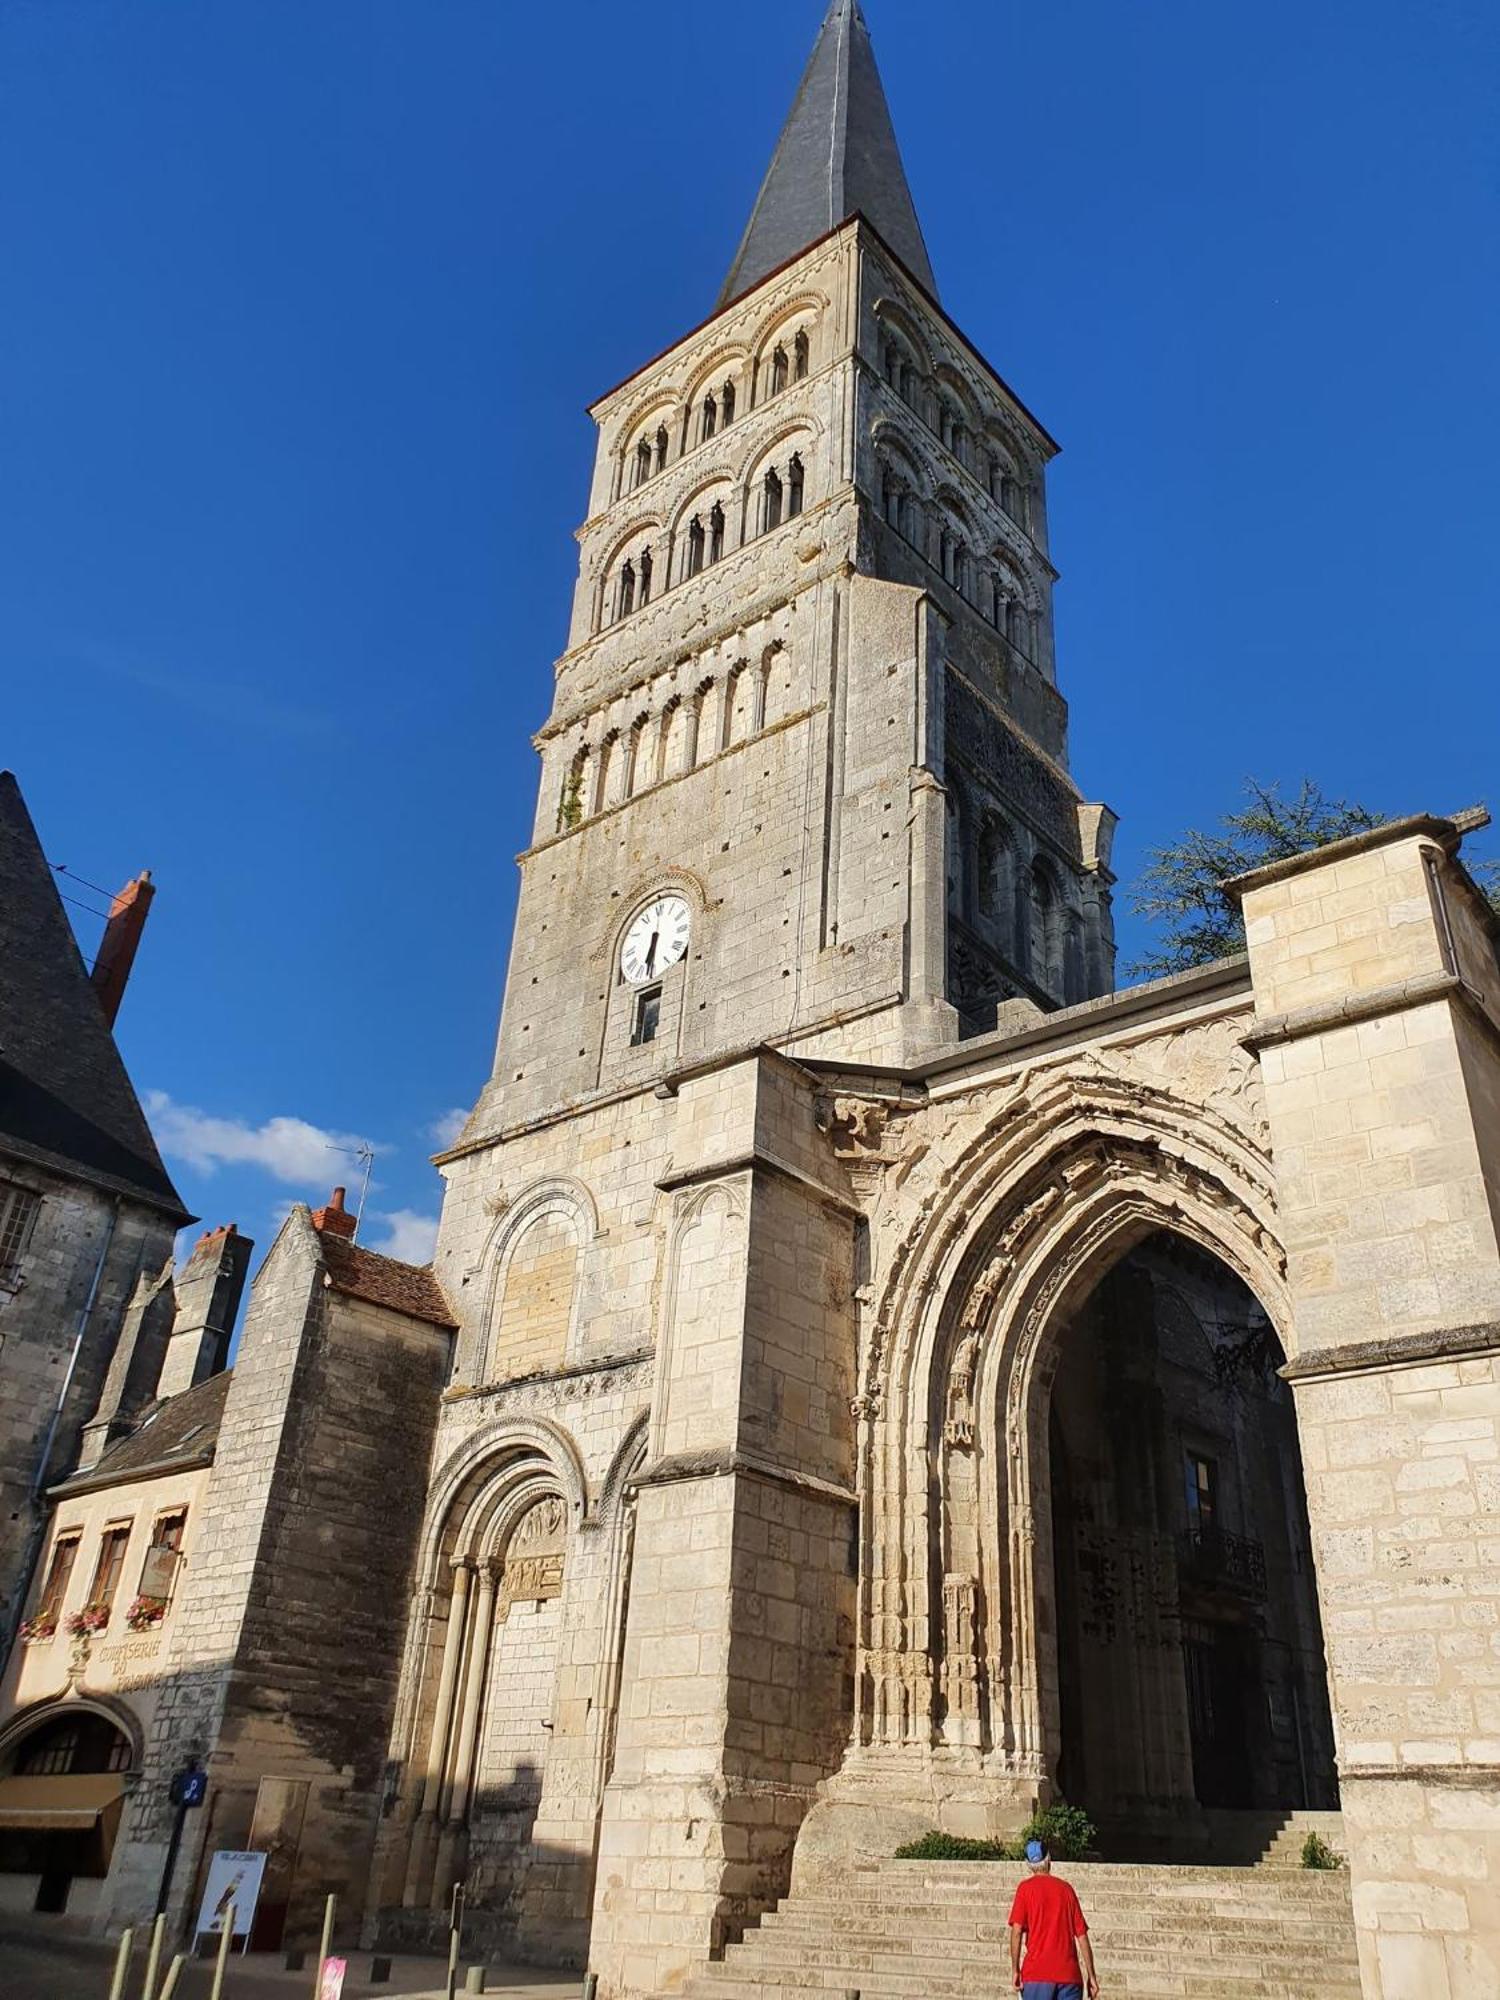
843, 1048, 1288, 1773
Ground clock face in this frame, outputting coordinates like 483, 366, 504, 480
621, 895, 691, 985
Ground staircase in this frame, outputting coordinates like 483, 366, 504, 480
679, 1855, 1361, 1998
1202, 1808, 1346, 1868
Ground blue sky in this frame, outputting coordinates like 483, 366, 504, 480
3, 0, 1496, 1276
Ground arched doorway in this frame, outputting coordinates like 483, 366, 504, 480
846, 1070, 1341, 1862
1044, 1231, 1337, 1849
0, 1705, 135, 1915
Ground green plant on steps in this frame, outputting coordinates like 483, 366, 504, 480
895, 1800, 1099, 1864
1301, 1831, 1344, 1870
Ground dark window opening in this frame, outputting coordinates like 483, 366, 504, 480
686, 517, 705, 578
794, 329, 809, 380
770, 345, 788, 395
721, 380, 736, 425
764, 467, 783, 533
702, 394, 716, 442
631, 985, 663, 1047
787, 454, 804, 519
638, 547, 653, 604
709, 503, 725, 564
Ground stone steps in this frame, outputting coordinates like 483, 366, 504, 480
677, 1860, 1360, 2000
753, 1920, 1359, 1969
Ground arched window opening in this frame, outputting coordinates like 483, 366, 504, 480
988, 576, 1004, 628
771, 345, 789, 396
1006, 597, 1031, 659
1064, 911, 1086, 1005
764, 466, 784, 533
883, 469, 904, 535
884, 341, 901, 387
16, 1713, 132, 1778
721, 380, 736, 426
988, 455, 1003, 502
1000, 474, 1018, 520
977, 816, 1015, 937
639, 546, 653, 605
701, 394, 717, 443
940, 528, 956, 585
1030, 861, 1059, 991
634, 439, 652, 488
939, 403, 958, 454
787, 454, 804, 520
654, 426, 669, 474
557, 747, 588, 832
794, 329, 809, 380
686, 516, 705, 579
709, 502, 725, 564
616, 559, 636, 620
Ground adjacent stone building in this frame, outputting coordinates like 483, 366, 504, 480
0, 770, 191, 1640
0, 1195, 457, 1942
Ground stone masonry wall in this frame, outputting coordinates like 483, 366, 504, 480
1241, 820, 1500, 2000
0, 1168, 175, 1634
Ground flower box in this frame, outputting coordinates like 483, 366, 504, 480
125, 1595, 167, 1632
18, 1614, 57, 1644
65, 1604, 111, 1637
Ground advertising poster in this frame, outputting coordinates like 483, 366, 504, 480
194, 1849, 267, 1944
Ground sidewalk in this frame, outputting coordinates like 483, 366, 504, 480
0, 1923, 581, 2000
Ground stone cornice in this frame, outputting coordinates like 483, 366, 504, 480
1244, 969, 1500, 1059
1282, 1320, 1500, 1384
656, 1145, 862, 1220
635, 1445, 856, 1510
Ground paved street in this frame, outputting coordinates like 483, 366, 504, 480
0, 1922, 580, 2000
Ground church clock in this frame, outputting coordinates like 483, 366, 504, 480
620, 896, 690, 985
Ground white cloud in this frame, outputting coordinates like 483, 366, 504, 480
144, 1090, 376, 1189
366, 1209, 440, 1263
427, 1107, 468, 1151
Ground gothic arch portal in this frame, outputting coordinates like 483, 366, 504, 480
849, 1062, 1295, 1801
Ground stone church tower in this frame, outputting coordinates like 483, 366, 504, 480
371, 10, 1500, 2000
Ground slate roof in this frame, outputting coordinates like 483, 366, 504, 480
318, 1231, 458, 1329
52, 1370, 230, 1494
0, 772, 189, 1220
718, 0, 938, 310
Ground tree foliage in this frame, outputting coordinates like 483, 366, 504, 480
1130, 780, 1381, 978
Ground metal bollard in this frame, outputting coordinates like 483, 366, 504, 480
104, 1926, 135, 2000
464, 1970, 486, 1995
158, 1955, 186, 2000
141, 1913, 167, 2000
581, 1977, 598, 2000
312, 1892, 336, 2000
208, 1902, 235, 2000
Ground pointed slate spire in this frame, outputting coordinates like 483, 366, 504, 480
718, 0, 938, 310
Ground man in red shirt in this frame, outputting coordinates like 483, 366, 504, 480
1007, 1838, 1100, 1999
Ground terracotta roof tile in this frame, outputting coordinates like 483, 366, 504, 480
318, 1233, 457, 1329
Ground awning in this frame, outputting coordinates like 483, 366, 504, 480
0, 1773, 126, 1830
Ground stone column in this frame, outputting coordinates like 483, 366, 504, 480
403, 1557, 472, 1908
433, 1559, 496, 1904
1237, 813, 1500, 2000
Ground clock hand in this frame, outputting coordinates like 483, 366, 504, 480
646, 932, 659, 976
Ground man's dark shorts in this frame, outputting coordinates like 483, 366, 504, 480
1021, 1984, 1084, 2000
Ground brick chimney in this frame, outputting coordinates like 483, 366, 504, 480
91, 870, 155, 1028
155, 1222, 253, 1400
311, 1186, 357, 1240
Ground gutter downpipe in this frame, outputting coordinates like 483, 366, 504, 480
0, 1195, 122, 1669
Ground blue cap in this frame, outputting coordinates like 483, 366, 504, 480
1025, 1839, 1047, 1864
